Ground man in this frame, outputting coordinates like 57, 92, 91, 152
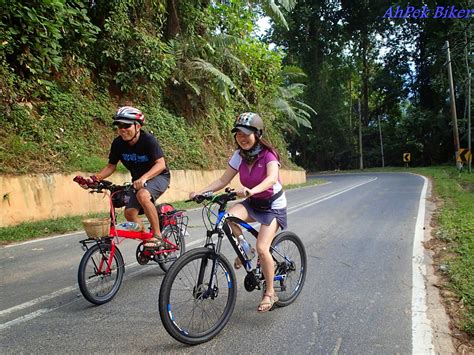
84, 106, 170, 248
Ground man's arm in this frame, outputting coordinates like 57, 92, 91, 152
134, 157, 166, 189
95, 163, 117, 180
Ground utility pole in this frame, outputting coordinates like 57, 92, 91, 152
378, 115, 385, 168
349, 78, 352, 129
465, 30, 472, 173
446, 41, 461, 165
358, 99, 364, 170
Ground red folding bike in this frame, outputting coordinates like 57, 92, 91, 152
73, 176, 188, 305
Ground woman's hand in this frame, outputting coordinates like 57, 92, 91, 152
189, 191, 197, 200
236, 187, 252, 198
133, 178, 147, 190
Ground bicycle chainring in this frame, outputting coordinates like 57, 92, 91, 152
244, 272, 259, 292
135, 243, 150, 265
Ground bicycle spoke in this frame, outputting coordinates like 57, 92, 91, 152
166, 254, 233, 335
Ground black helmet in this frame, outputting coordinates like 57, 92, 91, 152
113, 106, 145, 126
231, 112, 264, 137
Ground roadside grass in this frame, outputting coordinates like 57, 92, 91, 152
0, 177, 325, 245
325, 165, 474, 334
0, 212, 109, 245
418, 166, 474, 335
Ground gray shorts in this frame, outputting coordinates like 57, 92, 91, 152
126, 174, 170, 212
241, 199, 287, 230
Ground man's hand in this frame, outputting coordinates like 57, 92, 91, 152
73, 175, 99, 189
74, 176, 91, 189
133, 178, 147, 190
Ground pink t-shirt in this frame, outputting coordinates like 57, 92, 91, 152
228, 148, 286, 209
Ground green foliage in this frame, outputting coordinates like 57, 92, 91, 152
98, 1, 174, 97
141, 104, 208, 169
0, 0, 98, 76
0, 0, 302, 175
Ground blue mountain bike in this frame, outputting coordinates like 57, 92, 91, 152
158, 188, 307, 345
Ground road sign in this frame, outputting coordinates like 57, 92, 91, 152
403, 153, 411, 163
457, 148, 472, 163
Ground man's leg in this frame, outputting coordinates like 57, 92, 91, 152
136, 188, 161, 237
124, 207, 142, 226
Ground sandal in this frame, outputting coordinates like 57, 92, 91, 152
258, 293, 278, 313
144, 235, 163, 249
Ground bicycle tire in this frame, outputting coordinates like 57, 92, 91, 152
157, 224, 186, 272
78, 243, 125, 305
159, 247, 237, 345
270, 231, 307, 307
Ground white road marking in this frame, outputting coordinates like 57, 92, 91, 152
412, 175, 435, 354
288, 177, 377, 214
332, 337, 342, 355
0, 308, 51, 331
0, 286, 77, 317
3, 231, 84, 248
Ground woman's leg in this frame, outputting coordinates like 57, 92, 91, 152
228, 204, 255, 268
256, 218, 279, 312
227, 203, 253, 235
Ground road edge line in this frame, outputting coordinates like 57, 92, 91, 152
412, 174, 435, 354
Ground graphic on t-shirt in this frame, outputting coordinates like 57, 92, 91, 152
122, 153, 150, 163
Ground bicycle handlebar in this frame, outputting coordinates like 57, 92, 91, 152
73, 176, 120, 192
187, 188, 237, 205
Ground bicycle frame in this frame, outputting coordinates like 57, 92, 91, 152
197, 201, 260, 297
195, 190, 292, 298
78, 184, 181, 271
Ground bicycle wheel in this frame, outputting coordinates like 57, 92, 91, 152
270, 231, 307, 307
156, 224, 186, 272
78, 242, 124, 305
159, 247, 237, 345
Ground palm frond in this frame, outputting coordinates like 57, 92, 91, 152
191, 58, 235, 88
273, 97, 312, 128
277, 0, 297, 12
260, 0, 289, 30
190, 58, 249, 106
281, 65, 307, 81
294, 100, 317, 116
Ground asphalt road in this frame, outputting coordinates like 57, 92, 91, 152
0, 172, 432, 354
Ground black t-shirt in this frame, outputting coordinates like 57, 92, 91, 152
108, 131, 170, 181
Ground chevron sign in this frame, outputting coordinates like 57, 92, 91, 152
457, 149, 472, 163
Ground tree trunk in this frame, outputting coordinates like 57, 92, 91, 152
166, 0, 181, 39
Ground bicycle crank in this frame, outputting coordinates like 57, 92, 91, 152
244, 272, 260, 292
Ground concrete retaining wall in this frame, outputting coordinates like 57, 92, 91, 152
0, 169, 306, 227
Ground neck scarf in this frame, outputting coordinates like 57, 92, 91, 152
239, 143, 263, 164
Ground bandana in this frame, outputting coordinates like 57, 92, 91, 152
239, 143, 263, 164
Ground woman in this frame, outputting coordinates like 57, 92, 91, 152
189, 112, 287, 313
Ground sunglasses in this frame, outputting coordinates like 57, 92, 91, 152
115, 123, 133, 129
